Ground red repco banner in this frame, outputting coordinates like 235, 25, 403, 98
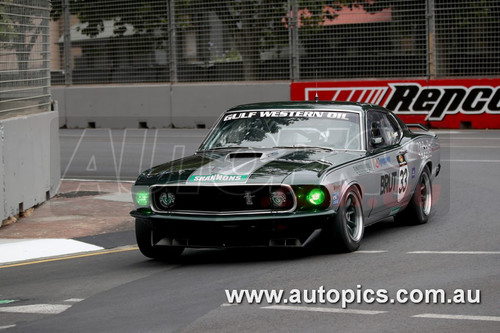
291, 79, 500, 129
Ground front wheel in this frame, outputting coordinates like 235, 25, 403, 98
135, 220, 184, 260
322, 186, 364, 252
395, 166, 432, 225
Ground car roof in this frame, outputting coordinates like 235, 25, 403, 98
226, 101, 388, 113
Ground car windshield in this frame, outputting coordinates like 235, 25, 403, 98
200, 110, 362, 151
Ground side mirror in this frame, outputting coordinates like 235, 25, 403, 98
371, 136, 383, 146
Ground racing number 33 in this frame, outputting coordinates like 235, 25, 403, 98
398, 155, 408, 202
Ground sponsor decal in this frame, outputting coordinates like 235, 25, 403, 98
223, 111, 351, 122
397, 154, 407, 166
291, 79, 500, 128
332, 192, 340, 205
384, 83, 500, 121
417, 141, 432, 159
353, 162, 371, 175
188, 174, 249, 183
380, 165, 408, 202
411, 167, 416, 179
380, 171, 398, 195
374, 156, 390, 169
223, 112, 258, 121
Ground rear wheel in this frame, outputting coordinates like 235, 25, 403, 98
395, 166, 432, 225
135, 220, 184, 260
323, 186, 364, 252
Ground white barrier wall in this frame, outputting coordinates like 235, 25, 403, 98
53, 82, 290, 129
0, 111, 60, 222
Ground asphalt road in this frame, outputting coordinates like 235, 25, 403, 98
60, 128, 209, 181
1, 129, 499, 332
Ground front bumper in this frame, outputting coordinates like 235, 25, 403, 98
131, 210, 334, 248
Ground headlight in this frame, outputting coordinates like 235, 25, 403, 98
135, 191, 149, 206
132, 186, 150, 209
293, 185, 330, 211
306, 188, 326, 205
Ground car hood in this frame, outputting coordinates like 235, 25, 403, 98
135, 148, 365, 185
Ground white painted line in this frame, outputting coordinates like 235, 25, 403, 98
0, 304, 71, 314
60, 133, 207, 138
61, 178, 135, 183
64, 298, 84, 303
94, 192, 132, 203
431, 130, 468, 134
262, 305, 386, 315
27, 216, 87, 223
61, 129, 88, 180
0, 239, 104, 265
440, 145, 500, 148
414, 313, 500, 322
445, 137, 500, 140
408, 251, 500, 255
0, 325, 16, 330
442, 159, 500, 163
355, 250, 388, 254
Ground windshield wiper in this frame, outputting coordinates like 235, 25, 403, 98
273, 145, 336, 151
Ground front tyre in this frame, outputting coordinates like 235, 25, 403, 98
395, 166, 432, 225
135, 219, 184, 260
323, 186, 364, 252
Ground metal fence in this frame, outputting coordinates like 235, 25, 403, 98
0, 0, 51, 117
47, 1, 500, 85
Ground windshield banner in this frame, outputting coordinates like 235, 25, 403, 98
291, 79, 500, 129
223, 111, 351, 121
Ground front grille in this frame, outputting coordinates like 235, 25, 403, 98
150, 185, 296, 214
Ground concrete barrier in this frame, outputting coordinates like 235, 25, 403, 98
52, 82, 290, 129
0, 111, 60, 222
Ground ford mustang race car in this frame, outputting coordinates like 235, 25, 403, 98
131, 101, 440, 259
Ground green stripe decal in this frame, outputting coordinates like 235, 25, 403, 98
188, 174, 248, 182
0, 300, 16, 305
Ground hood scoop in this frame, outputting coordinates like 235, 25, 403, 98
227, 152, 263, 159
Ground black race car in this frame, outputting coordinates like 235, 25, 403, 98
131, 101, 440, 259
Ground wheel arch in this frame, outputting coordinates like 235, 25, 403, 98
341, 180, 363, 200
331, 180, 363, 214
412, 159, 432, 194
425, 161, 432, 176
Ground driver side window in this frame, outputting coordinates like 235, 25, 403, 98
367, 111, 400, 150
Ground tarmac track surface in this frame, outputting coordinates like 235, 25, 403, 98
0, 129, 499, 332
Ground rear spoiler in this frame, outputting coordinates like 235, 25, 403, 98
406, 123, 429, 131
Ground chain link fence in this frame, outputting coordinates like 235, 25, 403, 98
434, 1, 500, 77
0, 0, 51, 118
50, 0, 500, 85
8, 1, 499, 89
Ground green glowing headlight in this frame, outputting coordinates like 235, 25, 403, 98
135, 191, 149, 206
306, 188, 325, 205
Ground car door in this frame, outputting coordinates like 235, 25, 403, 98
366, 110, 404, 219
386, 113, 410, 207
